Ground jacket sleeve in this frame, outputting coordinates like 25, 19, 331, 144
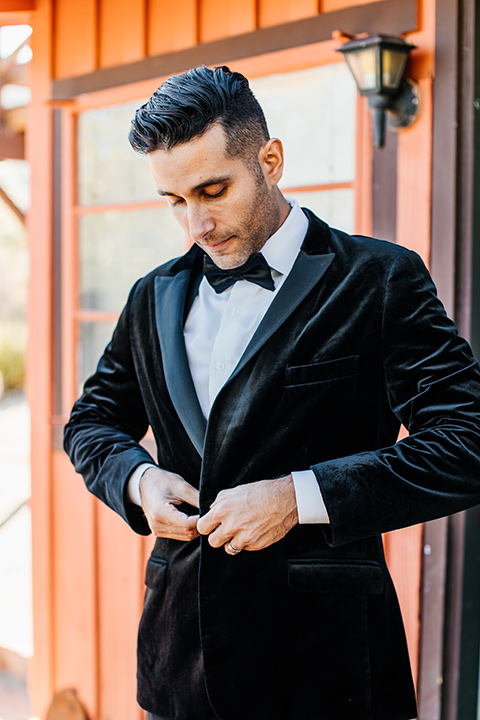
313, 248, 480, 547
64, 281, 153, 535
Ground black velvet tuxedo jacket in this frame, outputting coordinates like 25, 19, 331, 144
64, 210, 480, 720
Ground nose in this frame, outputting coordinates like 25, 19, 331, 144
187, 203, 215, 242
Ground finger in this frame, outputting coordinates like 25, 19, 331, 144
151, 524, 199, 541
147, 503, 198, 532
197, 509, 221, 536
177, 482, 200, 508
161, 503, 199, 526
206, 524, 228, 548
209, 489, 230, 508
149, 508, 200, 540
184, 483, 200, 508
224, 541, 243, 555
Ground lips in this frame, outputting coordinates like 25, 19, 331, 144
208, 236, 232, 250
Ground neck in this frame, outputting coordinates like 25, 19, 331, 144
274, 191, 292, 233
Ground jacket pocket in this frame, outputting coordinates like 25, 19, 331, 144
285, 355, 359, 386
145, 555, 168, 590
288, 558, 384, 595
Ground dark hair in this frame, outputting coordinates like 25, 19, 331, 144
129, 66, 269, 166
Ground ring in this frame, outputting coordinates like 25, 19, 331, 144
226, 541, 242, 555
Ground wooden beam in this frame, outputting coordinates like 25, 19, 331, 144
0, 14, 32, 25
429, 0, 459, 316
372, 130, 398, 243
2, 61, 28, 84
0, 181, 25, 224
0, 125, 24, 158
0, 1, 35, 11
52, 0, 417, 99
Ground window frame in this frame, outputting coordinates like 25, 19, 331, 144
55, 47, 368, 415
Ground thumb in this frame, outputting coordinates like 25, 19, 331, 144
178, 480, 200, 509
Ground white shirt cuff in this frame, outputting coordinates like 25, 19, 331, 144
128, 463, 156, 506
291, 470, 330, 524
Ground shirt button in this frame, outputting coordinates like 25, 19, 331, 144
231, 307, 241, 317
216, 361, 226, 371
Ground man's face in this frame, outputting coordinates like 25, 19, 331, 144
148, 124, 282, 269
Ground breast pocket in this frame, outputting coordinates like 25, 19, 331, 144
288, 558, 384, 595
285, 355, 360, 387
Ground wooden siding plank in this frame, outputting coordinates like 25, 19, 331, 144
384, 525, 423, 686
354, 94, 373, 236
28, 0, 55, 715
54, 0, 97, 79
52, 452, 98, 717
97, 503, 144, 720
259, 0, 319, 28
417, 518, 449, 720
0, 0, 35, 10
429, 0, 457, 316
52, 0, 418, 99
148, 0, 198, 55
99, 0, 146, 68
199, 0, 257, 43
396, 76, 432, 266
59, 109, 78, 418
0, 11, 33, 23
372, 125, 398, 243
322, 0, 382, 10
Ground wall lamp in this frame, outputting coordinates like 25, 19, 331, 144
338, 34, 419, 149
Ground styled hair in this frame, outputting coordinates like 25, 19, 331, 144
129, 65, 270, 166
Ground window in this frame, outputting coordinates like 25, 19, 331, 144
75, 100, 185, 386
74, 63, 356, 387
250, 63, 356, 231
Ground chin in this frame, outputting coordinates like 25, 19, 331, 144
209, 253, 249, 270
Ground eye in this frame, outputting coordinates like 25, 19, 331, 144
204, 186, 226, 200
169, 197, 184, 208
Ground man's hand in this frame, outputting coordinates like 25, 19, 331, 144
139, 467, 200, 541
197, 476, 298, 554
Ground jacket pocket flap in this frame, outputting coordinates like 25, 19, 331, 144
145, 556, 168, 589
288, 559, 384, 595
285, 355, 359, 386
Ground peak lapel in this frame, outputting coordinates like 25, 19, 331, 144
154, 271, 207, 456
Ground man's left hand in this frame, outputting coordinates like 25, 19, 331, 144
197, 475, 298, 554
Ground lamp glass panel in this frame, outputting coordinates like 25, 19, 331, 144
344, 48, 379, 92
382, 48, 409, 89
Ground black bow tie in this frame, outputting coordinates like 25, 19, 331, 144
203, 253, 275, 294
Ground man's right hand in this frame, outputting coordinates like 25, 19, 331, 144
139, 467, 200, 541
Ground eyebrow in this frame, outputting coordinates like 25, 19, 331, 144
157, 176, 231, 197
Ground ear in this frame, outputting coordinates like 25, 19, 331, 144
258, 138, 284, 187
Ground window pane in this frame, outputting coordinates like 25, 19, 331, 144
250, 64, 356, 188
79, 206, 185, 312
78, 320, 117, 390
291, 189, 355, 234
77, 100, 156, 206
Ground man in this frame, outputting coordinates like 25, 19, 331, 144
64, 66, 480, 720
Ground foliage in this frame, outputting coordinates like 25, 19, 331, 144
0, 341, 25, 391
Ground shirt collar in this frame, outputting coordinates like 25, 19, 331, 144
260, 198, 309, 278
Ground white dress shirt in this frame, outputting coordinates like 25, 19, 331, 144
129, 200, 329, 524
